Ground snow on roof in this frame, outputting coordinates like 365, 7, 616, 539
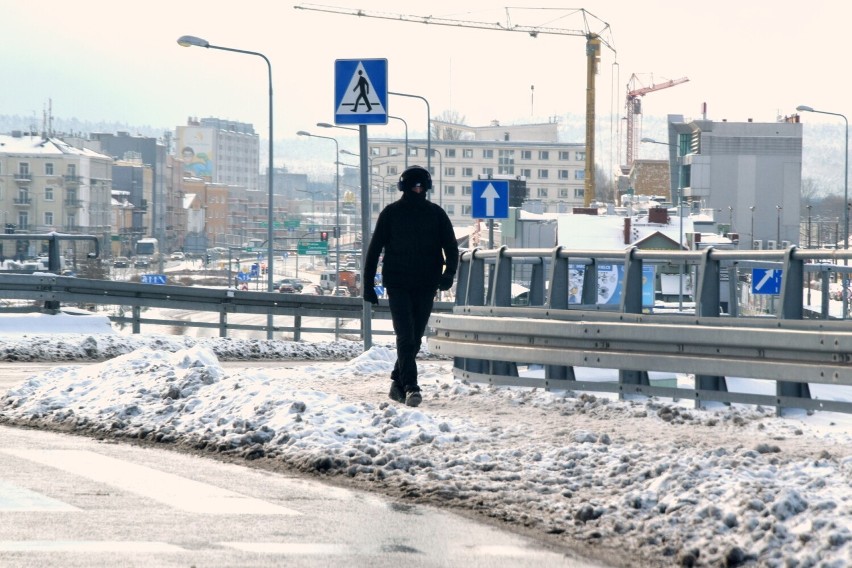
0, 134, 110, 159
557, 212, 697, 250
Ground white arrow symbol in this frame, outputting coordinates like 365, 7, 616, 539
481, 183, 500, 217
755, 269, 774, 291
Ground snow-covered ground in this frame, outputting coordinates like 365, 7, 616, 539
0, 310, 850, 567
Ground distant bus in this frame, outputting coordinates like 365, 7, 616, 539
134, 237, 160, 268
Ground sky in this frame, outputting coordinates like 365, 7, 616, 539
0, 310, 850, 566
1, 0, 849, 161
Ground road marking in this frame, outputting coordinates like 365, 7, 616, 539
1, 450, 300, 516
221, 542, 352, 555
0, 481, 79, 512
0, 540, 185, 552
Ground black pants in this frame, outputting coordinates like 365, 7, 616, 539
387, 286, 436, 393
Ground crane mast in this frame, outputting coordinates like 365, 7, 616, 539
294, 4, 616, 207
624, 74, 689, 170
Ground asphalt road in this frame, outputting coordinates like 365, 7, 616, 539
0, 363, 600, 568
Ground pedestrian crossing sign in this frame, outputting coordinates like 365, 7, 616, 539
334, 59, 388, 125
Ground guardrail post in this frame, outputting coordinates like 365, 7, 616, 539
619, 247, 649, 389
528, 256, 546, 307
581, 259, 598, 305
489, 246, 518, 378
219, 310, 227, 337
294, 315, 302, 342
821, 269, 831, 318
132, 305, 141, 334
694, 246, 728, 405
456, 249, 487, 375
776, 246, 811, 414
545, 247, 576, 381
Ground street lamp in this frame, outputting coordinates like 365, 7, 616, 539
389, 91, 431, 173
797, 104, 849, 318
297, 130, 341, 294
412, 146, 443, 207
389, 115, 409, 168
776, 205, 782, 244
642, 136, 686, 311
177, 34, 276, 338
749, 206, 756, 246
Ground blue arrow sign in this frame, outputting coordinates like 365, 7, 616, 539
471, 180, 509, 219
236, 272, 250, 282
334, 59, 388, 125
751, 268, 782, 295
141, 274, 166, 285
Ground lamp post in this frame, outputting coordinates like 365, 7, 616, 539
413, 146, 443, 207
776, 205, 782, 244
297, 130, 340, 294
642, 137, 685, 311
389, 115, 409, 168
177, 35, 276, 338
797, 104, 849, 318
389, 91, 431, 173
749, 206, 756, 246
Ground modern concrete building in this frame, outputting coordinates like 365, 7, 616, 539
667, 114, 803, 248
176, 117, 259, 190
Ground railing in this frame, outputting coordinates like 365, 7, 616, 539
427, 245, 852, 415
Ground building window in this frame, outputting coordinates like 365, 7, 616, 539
559, 169, 570, 179
462, 167, 473, 177
558, 151, 570, 160
537, 187, 548, 198
463, 149, 473, 158
372, 202, 381, 214
388, 166, 398, 175
44, 212, 53, 226
445, 167, 456, 176
539, 150, 550, 160
498, 149, 514, 175
445, 185, 456, 196
560, 188, 570, 198
370, 147, 381, 156
521, 150, 532, 160
446, 149, 456, 158
446, 204, 455, 215
66, 214, 75, 229
18, 212, 28, 229
462, 205, 471, 216
389, 147, 398, 156
575, 170, 585, 180
538, 169, 549, 179
520, 168, 531, 178
482, 167, 493, 177
482, 149, 493, 159
45, 187, 54, 201
19, 162, 30, 176
462, 185, 472, 196
576, 151, 586, 161
66, 164, 76, 176
408, 147, 418, 157
45, 163, 54, 175
574, 188, 585, 199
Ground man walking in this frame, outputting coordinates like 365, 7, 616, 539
363, 165, 458, 407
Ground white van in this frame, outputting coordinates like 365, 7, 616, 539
320, 270, 338, 291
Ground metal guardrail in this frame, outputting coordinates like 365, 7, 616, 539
428, 245, 852, 415
0, 273, 453, 340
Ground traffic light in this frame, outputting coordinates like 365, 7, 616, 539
320, 231, 329, 242
333, 226, 340, 238
205, 254, 211, 265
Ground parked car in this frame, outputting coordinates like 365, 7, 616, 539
332, 286, 350, 297
113, 257, 130, 268
170, 251, 185, 261
134, 258, 150, 269
278, 282, 296, 293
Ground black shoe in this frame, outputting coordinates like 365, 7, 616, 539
388, 382, 405, 403
405, 390, 422, 407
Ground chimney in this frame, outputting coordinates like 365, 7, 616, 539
623, 217, 632, 245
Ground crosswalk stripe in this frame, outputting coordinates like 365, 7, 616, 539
1, 449, 300, 516
0, 481, 79, 512
220, 542, 352, 555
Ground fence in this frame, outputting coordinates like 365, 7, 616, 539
427, 245, 852, 415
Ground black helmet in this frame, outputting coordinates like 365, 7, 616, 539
397, 165, 432, 192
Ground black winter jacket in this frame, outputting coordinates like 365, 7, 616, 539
363, 190, 458, 290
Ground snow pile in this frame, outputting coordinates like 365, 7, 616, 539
1, 340, 851, 567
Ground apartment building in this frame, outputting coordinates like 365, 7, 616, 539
364, 122, 586, 229
176, 117, 260, 190
0, 132, 113, 257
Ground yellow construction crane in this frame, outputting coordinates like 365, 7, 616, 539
293, 4, 616, 206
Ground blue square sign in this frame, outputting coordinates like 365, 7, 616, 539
334, 59, 388, 125
751, 268, 782, 295
471, 180, 509, 219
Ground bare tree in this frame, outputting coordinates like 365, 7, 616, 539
594, 164, 614, 204
432, 110, 467, 141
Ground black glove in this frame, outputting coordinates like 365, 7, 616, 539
438, 273, 454, 291
363, 287, 379, 305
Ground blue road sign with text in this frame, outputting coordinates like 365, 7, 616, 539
141, 274, 166, 285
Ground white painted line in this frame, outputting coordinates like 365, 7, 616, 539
0, 540, 185, 552
221, 542, 352, 555
0, 481, 79, 512
1, 450, 300, 516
